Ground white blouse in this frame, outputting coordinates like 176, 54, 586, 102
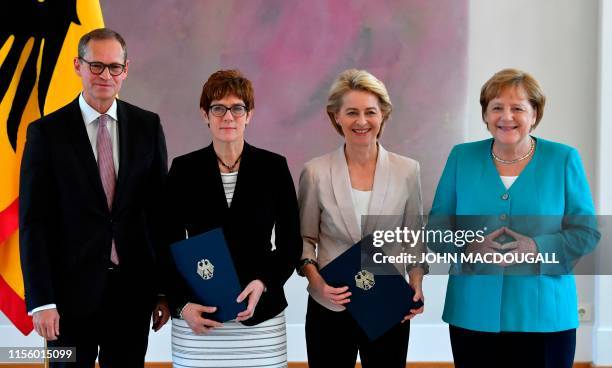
500, 175, 518, 190
351, 188, 372, 233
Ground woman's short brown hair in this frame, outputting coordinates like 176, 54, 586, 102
200, 69, 255, 112
480, 68, 546, 128
326, 69, 392, 138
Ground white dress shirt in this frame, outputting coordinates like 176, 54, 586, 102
29, 94, 120, 315
80, 93, 120, 173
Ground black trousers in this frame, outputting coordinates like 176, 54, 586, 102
48, 269, 154, 368
305, 296, 410, 368
449, 324, 576, 368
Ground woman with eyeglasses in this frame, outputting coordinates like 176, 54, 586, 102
164, 69, 302, 367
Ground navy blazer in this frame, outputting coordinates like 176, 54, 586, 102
19, 96, 168, 316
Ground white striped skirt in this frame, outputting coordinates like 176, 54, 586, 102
171, 312, 288, 368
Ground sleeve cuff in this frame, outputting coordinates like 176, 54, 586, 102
29, 303, 57, 316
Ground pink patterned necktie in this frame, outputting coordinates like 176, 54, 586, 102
97, 114, 119, 265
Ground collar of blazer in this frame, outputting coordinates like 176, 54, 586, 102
482, 137, 540, 198
201, 141, 256, 212
65, 96, 132, 213
330, 144, 391, 244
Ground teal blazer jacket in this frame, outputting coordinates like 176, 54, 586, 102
428, 137, 599, 332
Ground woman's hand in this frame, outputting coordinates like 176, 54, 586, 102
181, 302, 223, 334
465, 227, 505, 258
307, 271, 352, 310
498, 227, 538, 267
236, 279, 266, 322
402, 268, 425, 322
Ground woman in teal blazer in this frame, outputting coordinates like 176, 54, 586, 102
429, 69, 599, 368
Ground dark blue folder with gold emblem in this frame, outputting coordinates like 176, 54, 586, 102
170, 228, 246, 322
319, 234, 424, 341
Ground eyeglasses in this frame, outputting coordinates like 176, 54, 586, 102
209, 104, 248, 117
79, 57, 126, 76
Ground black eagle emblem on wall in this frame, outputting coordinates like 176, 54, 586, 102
0, 0, 80, 151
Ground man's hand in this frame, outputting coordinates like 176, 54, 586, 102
151, 297, 170, 331
33, 309, 60, 341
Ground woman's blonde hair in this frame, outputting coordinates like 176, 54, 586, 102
326, 69, 392, 138
480, 68, 546, 128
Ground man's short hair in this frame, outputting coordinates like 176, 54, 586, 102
78, 28, 127, 62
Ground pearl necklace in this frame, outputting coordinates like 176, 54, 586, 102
492, 138, 534, 164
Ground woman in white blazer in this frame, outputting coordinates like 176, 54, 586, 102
297, 69, 428, 368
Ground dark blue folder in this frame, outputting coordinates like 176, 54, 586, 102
319, 234, 424, 341
170, 228, 246, 322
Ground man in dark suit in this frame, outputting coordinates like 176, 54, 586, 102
19, 28, 169, 367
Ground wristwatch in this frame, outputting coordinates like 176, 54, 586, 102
297, 258, 319, 276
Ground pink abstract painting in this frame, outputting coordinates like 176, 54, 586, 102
102, 0, 468, 207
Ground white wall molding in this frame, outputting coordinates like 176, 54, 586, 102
593, 0, 612, 365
